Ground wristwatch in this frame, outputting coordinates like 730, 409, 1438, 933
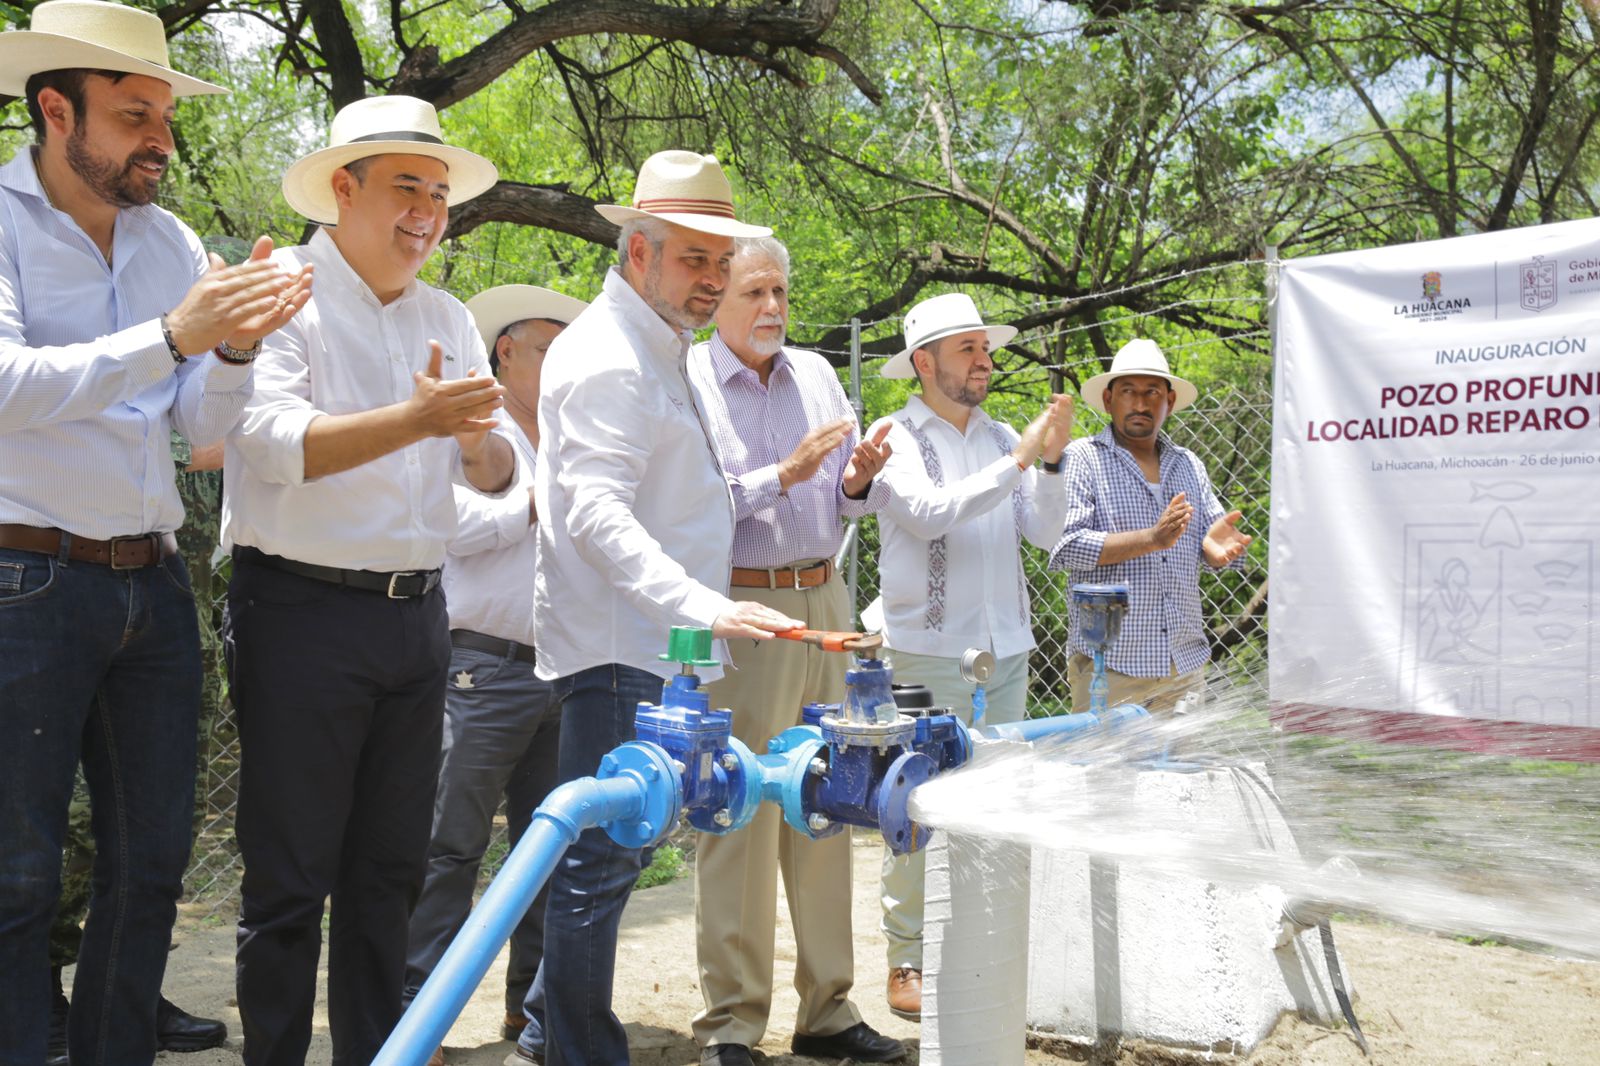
1040, 457, 1063, 474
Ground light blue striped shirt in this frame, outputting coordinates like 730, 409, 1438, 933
1050, 425, 1240, 677
0, 149, 253, 539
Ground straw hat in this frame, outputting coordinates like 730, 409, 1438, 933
465, 285, 590, 351
280, 96, 498, 225
595, 150, 770, 239
1080, 338, 1198, 414
0, 0, 225, 97
880, 293, 1018, 380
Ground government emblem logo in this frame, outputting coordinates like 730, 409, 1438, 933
1421, 271, 1442, 300
1519, 255, 1556, 313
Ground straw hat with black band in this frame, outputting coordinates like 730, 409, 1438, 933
280, 95, 498, 226
880, 293, 1018, 380
595, 150, 770, 240
0, 0, 225, 97
1079, 338, 1199, 414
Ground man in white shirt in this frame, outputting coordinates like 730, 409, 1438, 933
514, 151, 802, 1066
868, 293, 1073, 1019
222, 96, 512, 1066
0, 4, 309, 1063
402, 285, 587, 1065
687, 237, 901, 1066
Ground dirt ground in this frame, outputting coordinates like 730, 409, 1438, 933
135, 837, 1599, 1066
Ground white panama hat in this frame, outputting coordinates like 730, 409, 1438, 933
595, 150, 771, 239
880, 293, 1018, 380
0, 0, 225, 98
280, 95, 498, 225
466, 284, 590, 352
1080, 338, 1199, 414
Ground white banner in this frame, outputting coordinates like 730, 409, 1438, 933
1269, 219, 1600, 733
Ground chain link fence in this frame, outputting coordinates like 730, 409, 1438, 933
182, 375, 1274, 907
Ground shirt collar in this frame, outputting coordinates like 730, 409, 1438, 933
708, 330, 789, 386
1, 148, 154, 241
602, 266, 693, 364
306, 227, 419, 306
904, 392, 994, 437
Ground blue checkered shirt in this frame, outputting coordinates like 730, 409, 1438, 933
1049, 425, 1238, 677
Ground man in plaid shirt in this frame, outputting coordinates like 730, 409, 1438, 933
1050, 339, 1251, 712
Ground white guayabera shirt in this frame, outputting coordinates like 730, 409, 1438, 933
533, 267, 737, 683
0, 149, 254, 539
871, 394, 1067, 661
223, 228, 511, 572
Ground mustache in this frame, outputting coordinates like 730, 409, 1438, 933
125, 149, 169, 172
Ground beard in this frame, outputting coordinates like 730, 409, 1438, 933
643, 254, 719, 331
934, 362, 990, 408
746, 314, 786, 357
66, 125, 165, 208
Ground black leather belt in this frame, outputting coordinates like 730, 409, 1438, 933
450, 628, 537, 665
235, 546, 441, 599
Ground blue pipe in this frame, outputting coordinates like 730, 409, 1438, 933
371, 774, 649, 1066
973, 703, 1149, 744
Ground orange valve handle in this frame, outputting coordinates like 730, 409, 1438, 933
775, 628, 884, 653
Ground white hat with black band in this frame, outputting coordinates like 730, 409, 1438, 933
880, 292, 1018, 380
280, 95, 498, 225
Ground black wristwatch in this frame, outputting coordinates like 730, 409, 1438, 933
1040, 457, 1063, 474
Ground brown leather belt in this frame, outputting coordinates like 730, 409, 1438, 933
730, 558, 834, 590
0, 524, 177, 569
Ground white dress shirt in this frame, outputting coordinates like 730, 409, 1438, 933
871, 394, 1067, 660
533, 267, 736, 682
224, 228, 507, 571
0, 149, 252, 538
443, 417, 538, 646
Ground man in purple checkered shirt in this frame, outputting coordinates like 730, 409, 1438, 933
1049, 339, 1251, 713
686, 236, 905, 1066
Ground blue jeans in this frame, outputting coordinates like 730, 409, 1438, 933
518, 663, 665, 1066
0, 546, 201, 1066
404, 640, 560, 1016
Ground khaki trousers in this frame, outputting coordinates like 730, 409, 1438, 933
692, 576, 861, 1048
878, 647, 1030, 971
1067, 652, 1202, 714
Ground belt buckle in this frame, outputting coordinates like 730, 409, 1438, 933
791, 565, 804, 590
109, 533, 157, 570
387, 572, 416, 599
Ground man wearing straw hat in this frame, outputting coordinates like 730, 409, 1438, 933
685, 235, 904, 1066
0, 2, 312, 1063
401, 284, 587, 1066
221, 95, 511, 1066
1050, 338, 1251, 713
868, 292, 1074, 1019
511, 150, 803, 1066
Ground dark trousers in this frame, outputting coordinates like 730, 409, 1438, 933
225, 556, 449, 1066
0, 547, 200, 1066
403, 640, 560, 1016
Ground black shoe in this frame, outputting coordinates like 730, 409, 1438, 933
47, 970, 68, 1066
700, 1045, 756, 1066
156, 997, 228, 1052
791, 1021, 906, 1062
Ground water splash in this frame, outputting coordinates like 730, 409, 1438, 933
908, 682, 1600, 960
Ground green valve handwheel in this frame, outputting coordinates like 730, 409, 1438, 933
659, 626, 720, 668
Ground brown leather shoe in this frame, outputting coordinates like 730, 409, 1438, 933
502, 1012, 527, 1041
887, 966, 922, 1020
